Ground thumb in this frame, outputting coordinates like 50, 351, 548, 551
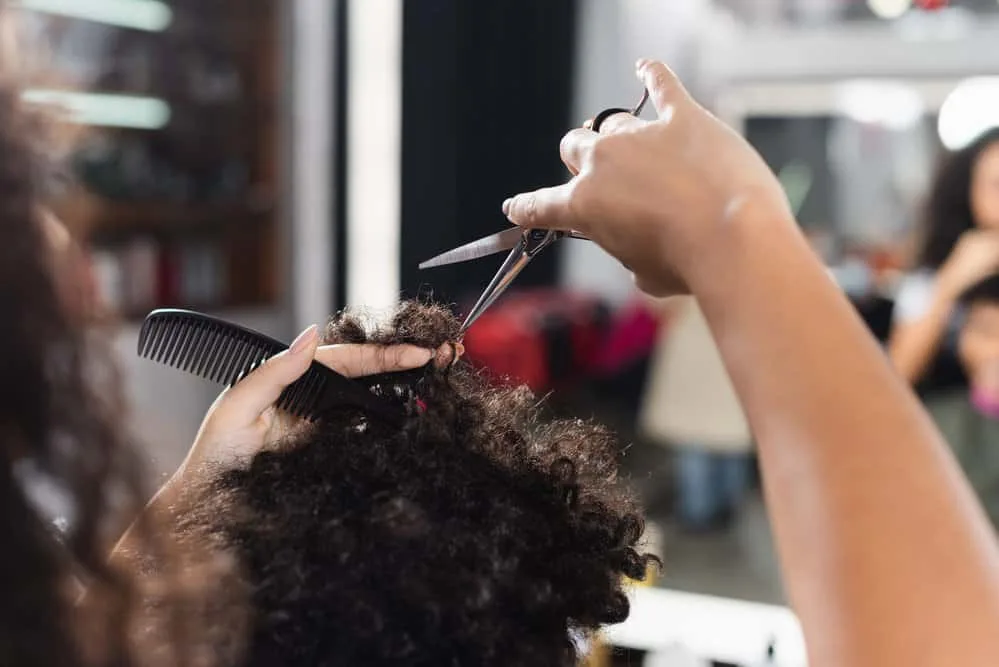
636, 59, 686, 118
218, 324, 320, 424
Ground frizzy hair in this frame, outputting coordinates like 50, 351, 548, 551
175, 301, 656, 667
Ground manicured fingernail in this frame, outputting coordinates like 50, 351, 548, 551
502, 198, 512, 215
290, 324, 318, 354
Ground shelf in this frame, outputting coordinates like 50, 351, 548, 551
54, 191, 275, 240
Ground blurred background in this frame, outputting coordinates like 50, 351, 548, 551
16, 0, 999, 664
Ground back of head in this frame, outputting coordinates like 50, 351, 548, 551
918, 127, 999, 269
178, 302, 654, 667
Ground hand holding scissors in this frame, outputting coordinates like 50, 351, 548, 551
419, 88, 651, 333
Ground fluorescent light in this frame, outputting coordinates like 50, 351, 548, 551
868, 0, 912, 19
346, 0, 402, 310
938, 78, 999, 150
22, 90, 171, 129
18, 0, 173, 32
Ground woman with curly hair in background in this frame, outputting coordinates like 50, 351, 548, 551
174, 302, 656, 667
890, 128, 999, 393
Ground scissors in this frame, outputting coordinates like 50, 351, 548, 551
420, 87, 651, 334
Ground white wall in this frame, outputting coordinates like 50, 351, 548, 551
560, 0, 710, 307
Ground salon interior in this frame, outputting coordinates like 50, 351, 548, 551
23, 0, 999, 665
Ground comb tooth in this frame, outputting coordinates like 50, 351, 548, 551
138, 319, 152, 356
137, 319, 155, 357
193, 324, 218, 378
179, 323, 206, 372
227, 338, 258, 386
294, 370, 323, 418
283, 371, 311, 415
203, 330, 231, 383
168, 320, 197, 368
140, 319, 160, 357
276, 377, 297, 413
299, 369, 325, 416
158, 318, 186, 365
148, 319, 169, 359
150, 319, 172, 363
175, 321, 201, 371
212, 334, 241, 385
195, 324, 221, 375
232, 339, 262, 385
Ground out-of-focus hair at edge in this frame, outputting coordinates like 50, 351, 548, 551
0, 5, 200, 667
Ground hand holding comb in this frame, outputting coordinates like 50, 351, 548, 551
137, 309, 422, 424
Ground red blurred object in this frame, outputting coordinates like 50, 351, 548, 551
461, 290, 608, 392
915, 0, 948, 9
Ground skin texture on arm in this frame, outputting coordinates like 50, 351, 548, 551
503, 60, 999, 666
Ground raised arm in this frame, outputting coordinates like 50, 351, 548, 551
504, 60, 999, 667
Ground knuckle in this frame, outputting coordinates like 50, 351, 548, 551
524, 193, 538, 224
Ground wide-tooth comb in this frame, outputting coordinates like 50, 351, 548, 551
137, 309, 422, 424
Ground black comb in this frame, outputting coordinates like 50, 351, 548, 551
137, 309, 423, 424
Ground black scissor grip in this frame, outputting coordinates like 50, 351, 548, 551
591, 107, 632, 133
591, 87, 651, 133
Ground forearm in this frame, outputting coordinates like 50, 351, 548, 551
888, 298, 956, 385
689, 210, 999, 666
109, 467, 185, 569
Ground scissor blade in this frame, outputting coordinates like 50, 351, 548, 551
460, 245, 532, 333
419, 227, 524, 269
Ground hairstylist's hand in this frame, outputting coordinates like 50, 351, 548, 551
503, 59, 791, 296
184, 325, 436, 471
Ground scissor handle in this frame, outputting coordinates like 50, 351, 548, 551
591, 87, 651, 133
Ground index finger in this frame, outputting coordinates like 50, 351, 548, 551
315, 344, 433, 378
636, 59, 686, 118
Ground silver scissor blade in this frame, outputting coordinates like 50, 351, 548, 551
419, 227, 525, 269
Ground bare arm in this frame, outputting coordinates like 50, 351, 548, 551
888, 293, 955, 384
503, 59, 999, 667
693, 206, 999, 667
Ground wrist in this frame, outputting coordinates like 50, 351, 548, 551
680, 196, 800, 298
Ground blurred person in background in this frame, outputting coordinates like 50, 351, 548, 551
889, 128, 999, 394
926, 273, 999, 529
640, 298, 751, 533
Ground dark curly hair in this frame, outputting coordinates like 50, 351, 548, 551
917, 127, 999, 269
176, 302, 655, 667
0, 65, 190, 667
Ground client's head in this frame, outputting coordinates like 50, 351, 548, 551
960, 275, 999, 418
178, 302, 654, 667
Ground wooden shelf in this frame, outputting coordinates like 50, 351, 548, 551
54, 192, 275, 240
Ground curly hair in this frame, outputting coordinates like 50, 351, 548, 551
0, 69, 188, 667
917, 127, 999, 269
177, 302, 655, 667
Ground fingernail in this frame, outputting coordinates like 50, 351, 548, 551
290, 324, 318, 354
502, 198, 512, 215
635, 58, 649, 74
